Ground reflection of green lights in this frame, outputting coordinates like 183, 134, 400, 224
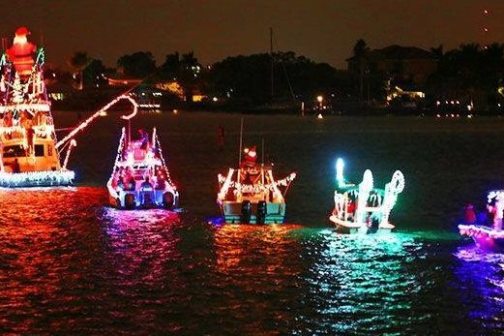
306, 230, 423, 332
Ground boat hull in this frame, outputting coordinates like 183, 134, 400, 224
0, 170, 74, 188
220, 201, 286, 224
108, 188, 179, 210
329, 215, 395, 234
458, 224, 504, 251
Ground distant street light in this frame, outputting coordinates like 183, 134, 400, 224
316, 95, 323, 109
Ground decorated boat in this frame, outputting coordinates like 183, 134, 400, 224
329, 158, 405, 233
217, 146, 296, 224
458, 190, 504, 250
0, 27, 75, 187
107, 127, 179, 210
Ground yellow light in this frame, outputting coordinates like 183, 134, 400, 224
192, 94, 205, 102
316, 95, 323, 103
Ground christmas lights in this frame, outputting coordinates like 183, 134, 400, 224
106, 127, 179, 209
459, 189, 504, 250
0, 27, 75, 187
330, 159, 405, 233
218, 172, 296, 192
217, 158, 296, 224
335, 158, 354, 188
0, 170, 74, 188
56, 94, 136, 150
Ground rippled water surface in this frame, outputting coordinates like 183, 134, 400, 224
1, 113, 504, 334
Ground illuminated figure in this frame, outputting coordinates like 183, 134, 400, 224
329, 158, 405, 234
240, 146, 261, 186
6, 27, 37, 77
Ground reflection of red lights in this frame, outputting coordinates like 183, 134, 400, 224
213, 224, 303, 274
0, 187, 106, 333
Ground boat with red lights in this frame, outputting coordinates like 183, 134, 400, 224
459, 190, 504, 250
0, 27, 75, 187
217, 145, 296, 224
329, 158, 405, 233
107, 127, 179, 209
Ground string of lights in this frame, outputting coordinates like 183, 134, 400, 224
218, 171, 296, 193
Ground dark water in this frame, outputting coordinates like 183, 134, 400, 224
1, 113, 504, 334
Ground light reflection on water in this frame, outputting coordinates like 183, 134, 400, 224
453, 244, 504, 331
100, 208, 181, 284
297, 230, 427, 334
0, 187, 503, 334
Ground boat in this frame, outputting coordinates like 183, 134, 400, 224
458, 190, 504, 250
217, 145, 296, 224
329, 158, 405, 233
107, 127, 179, 210
0, 27, 75, 187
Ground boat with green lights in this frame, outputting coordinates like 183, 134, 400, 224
329, 158, 405, 233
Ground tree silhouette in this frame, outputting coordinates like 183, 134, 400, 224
117, 51, 156, 78
352, 39, 370, 102
68, 51, 91, 90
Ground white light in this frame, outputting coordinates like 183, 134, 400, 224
0, 170, 75, 188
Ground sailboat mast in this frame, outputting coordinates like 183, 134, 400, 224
238, 117, 244, 167
270, 27, 274, 100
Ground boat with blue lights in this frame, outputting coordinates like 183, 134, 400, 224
217, 145, 296, 224
0, 27, 75, 187
107, 127, 179, 210
459, 191, 504, 250
329, 158, 405, 233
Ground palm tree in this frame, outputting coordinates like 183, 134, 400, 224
68, 51, 91, 90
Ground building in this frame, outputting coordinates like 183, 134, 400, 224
347, 45, 438, 85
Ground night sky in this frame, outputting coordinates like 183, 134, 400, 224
3, 0, 504, 69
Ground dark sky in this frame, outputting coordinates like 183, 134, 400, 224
3, 0, 504, 69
